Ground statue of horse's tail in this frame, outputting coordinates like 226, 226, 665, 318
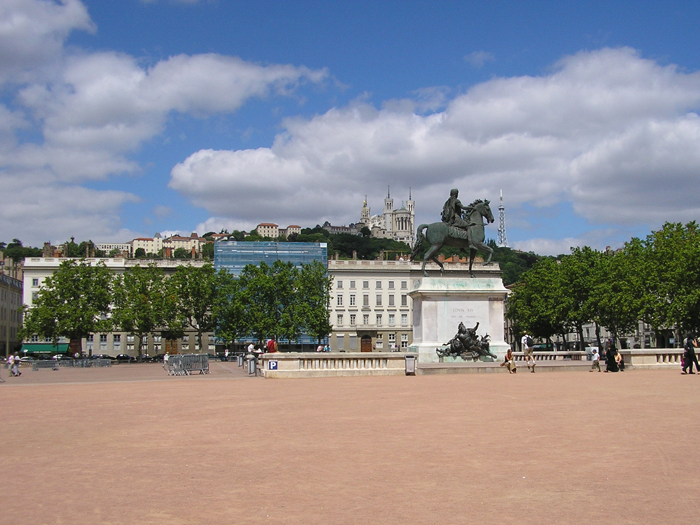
412, 224, 429, 258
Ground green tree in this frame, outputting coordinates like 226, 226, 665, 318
506, 258, 569, 345
21, 260, 113, 355
134, 248, 146, 258
297, 260, 333, 344
2, 239, 42, 263
637, 222, 700, 342
173, 247, 190, 259
212, 270, 245, 348
170, 264, 217, 351
111, 264, 168, 359
201, 242, 214, 260
238, 261, 300, 344
588, 248, 641, 348
558, 247, 599, 350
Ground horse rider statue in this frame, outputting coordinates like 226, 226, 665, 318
441, 188, 473, 240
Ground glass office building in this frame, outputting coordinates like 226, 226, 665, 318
214, 241, 329, 349
214, 241, 327, 275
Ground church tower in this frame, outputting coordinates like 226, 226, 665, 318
384, 186, 394, 231
407, 188, 415, 245
360, 195, 370, 225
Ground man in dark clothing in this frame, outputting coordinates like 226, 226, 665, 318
682, 334, 699, 374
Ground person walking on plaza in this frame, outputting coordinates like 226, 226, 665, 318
521, 331, 536, 372
682, 334, 699, 374
500, 348, 517, 373
7, 354, 14, 376
605, 339, 619, 372
12, 353, 20, 377
590, 347, 601, 372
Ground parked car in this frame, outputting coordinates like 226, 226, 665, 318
92, 354, 115, 360
19, 356, 35, 363
52, 354, 73, 361
115, 354, 134, 363
140, 355, 154, 363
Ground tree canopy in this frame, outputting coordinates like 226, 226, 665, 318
21, 259, 113, 354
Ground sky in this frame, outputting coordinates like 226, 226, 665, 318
3, 0, 700, 255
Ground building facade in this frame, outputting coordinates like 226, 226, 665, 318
0, 273, 22, 356
327, 258, 492, 352
21, 257, 213, 357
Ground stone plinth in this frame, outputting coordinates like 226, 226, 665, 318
258, 352, 415, 378
408, 276, 509, 363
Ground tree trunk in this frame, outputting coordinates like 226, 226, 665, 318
69, 338, 82, 357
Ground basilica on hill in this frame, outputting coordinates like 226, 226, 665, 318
359, 188, 415, 247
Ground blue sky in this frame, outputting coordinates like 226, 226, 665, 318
3, 0, 700, 254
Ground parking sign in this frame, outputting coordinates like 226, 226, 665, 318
269, 361, 278, 370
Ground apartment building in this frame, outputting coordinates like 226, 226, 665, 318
22, 257, 213, 356
0, 273, 22, 356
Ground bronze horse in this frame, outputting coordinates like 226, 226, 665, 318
411, 199, 495, 277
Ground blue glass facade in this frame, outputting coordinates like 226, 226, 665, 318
213, 241, 329, 348
214, 241, 327, 276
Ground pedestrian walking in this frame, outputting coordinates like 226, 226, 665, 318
590, 348, 601, 372
12, 353, 20, 377
521, 331, 536, 372
682, 334, 699, 374
605, 340, 619, 372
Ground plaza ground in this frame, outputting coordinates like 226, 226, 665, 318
1, 363, 698, 524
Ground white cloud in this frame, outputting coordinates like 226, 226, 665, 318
0, 168, 140, 244
170, 48, 700, 246
0, 0, 328, 245
194, 217, 259, 236
0, 0, 94, 84
464, 51, 494, 68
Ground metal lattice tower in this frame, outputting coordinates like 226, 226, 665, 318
497, 189, 508, 247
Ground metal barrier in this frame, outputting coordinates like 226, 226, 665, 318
246, 355, 257, 376
58, 359, 113, 368
166, 354, 210, 376
32, 360, 59, 371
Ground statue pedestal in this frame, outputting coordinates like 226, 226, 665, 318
408, 277, 510, 363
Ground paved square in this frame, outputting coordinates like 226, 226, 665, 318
1, 363, 697, 524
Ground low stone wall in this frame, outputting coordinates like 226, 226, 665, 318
258, 352, 415, 378
512, 351, 588, 361
619, 348, 683, 369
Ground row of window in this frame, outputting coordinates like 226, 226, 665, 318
0, 306, 21, 322
336, 313, 408, 326
336, 280, 408, 290
335, 332, 410, 349
0, 288, 21, 303
336, 294, 409, 307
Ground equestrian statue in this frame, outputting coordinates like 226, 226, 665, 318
437, 321, 497, 361
411, 188, 495, 277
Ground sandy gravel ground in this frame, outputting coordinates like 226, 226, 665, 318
1, 363, 697, 524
